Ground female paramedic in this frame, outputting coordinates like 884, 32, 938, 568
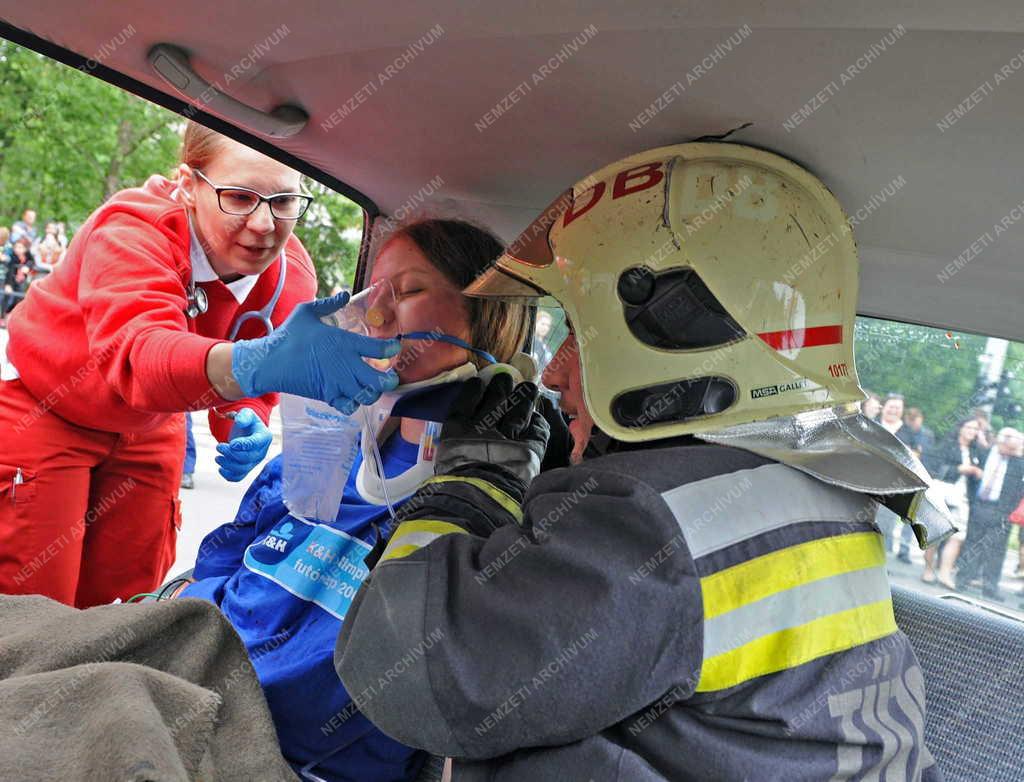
0, 122, 400, 608
169, 219, 530, 782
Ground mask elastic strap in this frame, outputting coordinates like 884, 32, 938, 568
400, 331, 497, 364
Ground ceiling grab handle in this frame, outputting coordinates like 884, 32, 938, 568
147, 43, 308, 139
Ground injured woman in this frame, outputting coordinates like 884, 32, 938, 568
169, 218, 533, 780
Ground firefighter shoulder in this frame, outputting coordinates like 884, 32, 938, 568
336, 143, 948, 781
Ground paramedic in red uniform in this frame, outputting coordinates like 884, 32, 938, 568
0, 123, 400, 608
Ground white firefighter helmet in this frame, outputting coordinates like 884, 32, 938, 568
465, 142, 956, 548
466, 142, 863, 442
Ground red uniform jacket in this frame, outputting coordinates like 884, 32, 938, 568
7, 175, 318, 441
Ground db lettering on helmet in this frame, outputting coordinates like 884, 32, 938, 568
564, 161, 667, 227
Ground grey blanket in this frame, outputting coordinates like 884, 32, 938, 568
0, 595, 297, 781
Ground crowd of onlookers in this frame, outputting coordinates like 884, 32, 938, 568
0, 208, 68, 322
862, 391, 1024, 602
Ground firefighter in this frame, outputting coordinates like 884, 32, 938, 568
335, 143, 952, 780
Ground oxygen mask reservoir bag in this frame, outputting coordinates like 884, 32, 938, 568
281, 281, 400, 522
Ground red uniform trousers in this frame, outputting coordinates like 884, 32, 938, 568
0, 378, 184, 607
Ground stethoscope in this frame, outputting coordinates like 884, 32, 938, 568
184, 249, 288, 340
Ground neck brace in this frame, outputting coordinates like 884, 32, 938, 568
355, 362, 479, 505
693, 403, 956, 549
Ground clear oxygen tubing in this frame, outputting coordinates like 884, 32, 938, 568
400, 330, 497, 364
361, 405, 397, 523
282, 279, 503, 524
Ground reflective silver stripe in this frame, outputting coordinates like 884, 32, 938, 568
829, 687, 867, 781
703, 565, 891, 658
875, 677, 916, 781
661, 463, 874, 559
830, 669, 931, 782
861, 683, 896, 782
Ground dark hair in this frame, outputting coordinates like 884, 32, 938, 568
384, 219, 529, 366
957, 418, 980, 437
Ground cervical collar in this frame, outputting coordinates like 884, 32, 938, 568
355, 356, 532, 506
354, 362, 479, 505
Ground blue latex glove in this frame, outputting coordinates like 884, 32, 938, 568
215, 408, 273, 482
231, 291, 401, 415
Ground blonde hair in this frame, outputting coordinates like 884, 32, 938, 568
176, 121, 304, 192
178, 121, 228, 172
0, 227, 9, 246
383, 219, 528, 368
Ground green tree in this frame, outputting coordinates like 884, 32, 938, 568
0, 39, 362, 291
0, 40, 180, 228
292, 180, 362, 295
989, 338, 1024, 432
854, 317, 988, 440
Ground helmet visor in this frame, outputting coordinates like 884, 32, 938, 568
503, 188, 573, 268
463, 264, 546, 300
465, 188, 577, 300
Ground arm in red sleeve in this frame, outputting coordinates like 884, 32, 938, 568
77, 211, 232, 413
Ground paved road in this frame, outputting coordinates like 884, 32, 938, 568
885, 535, 1024, 620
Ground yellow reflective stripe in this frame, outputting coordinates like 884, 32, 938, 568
380, 519, 470, 562
702, 532, 885, 621
380, 544, 420, 562
697, 598, 898, 692
425, 475, 523, 524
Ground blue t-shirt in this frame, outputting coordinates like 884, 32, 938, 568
184, 434, 425, 782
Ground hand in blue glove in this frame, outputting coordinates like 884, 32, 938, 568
231, 291, 401, 415
215, 408, 272, 482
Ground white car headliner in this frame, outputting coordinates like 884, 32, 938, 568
3, 2, 1023, 340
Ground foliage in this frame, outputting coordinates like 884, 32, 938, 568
0, 40, 181, 227
854, 317, 994, 440
291, 181, 361, 295
0, 38, 361, 292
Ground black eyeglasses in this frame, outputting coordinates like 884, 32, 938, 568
194, 169, 313, 220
